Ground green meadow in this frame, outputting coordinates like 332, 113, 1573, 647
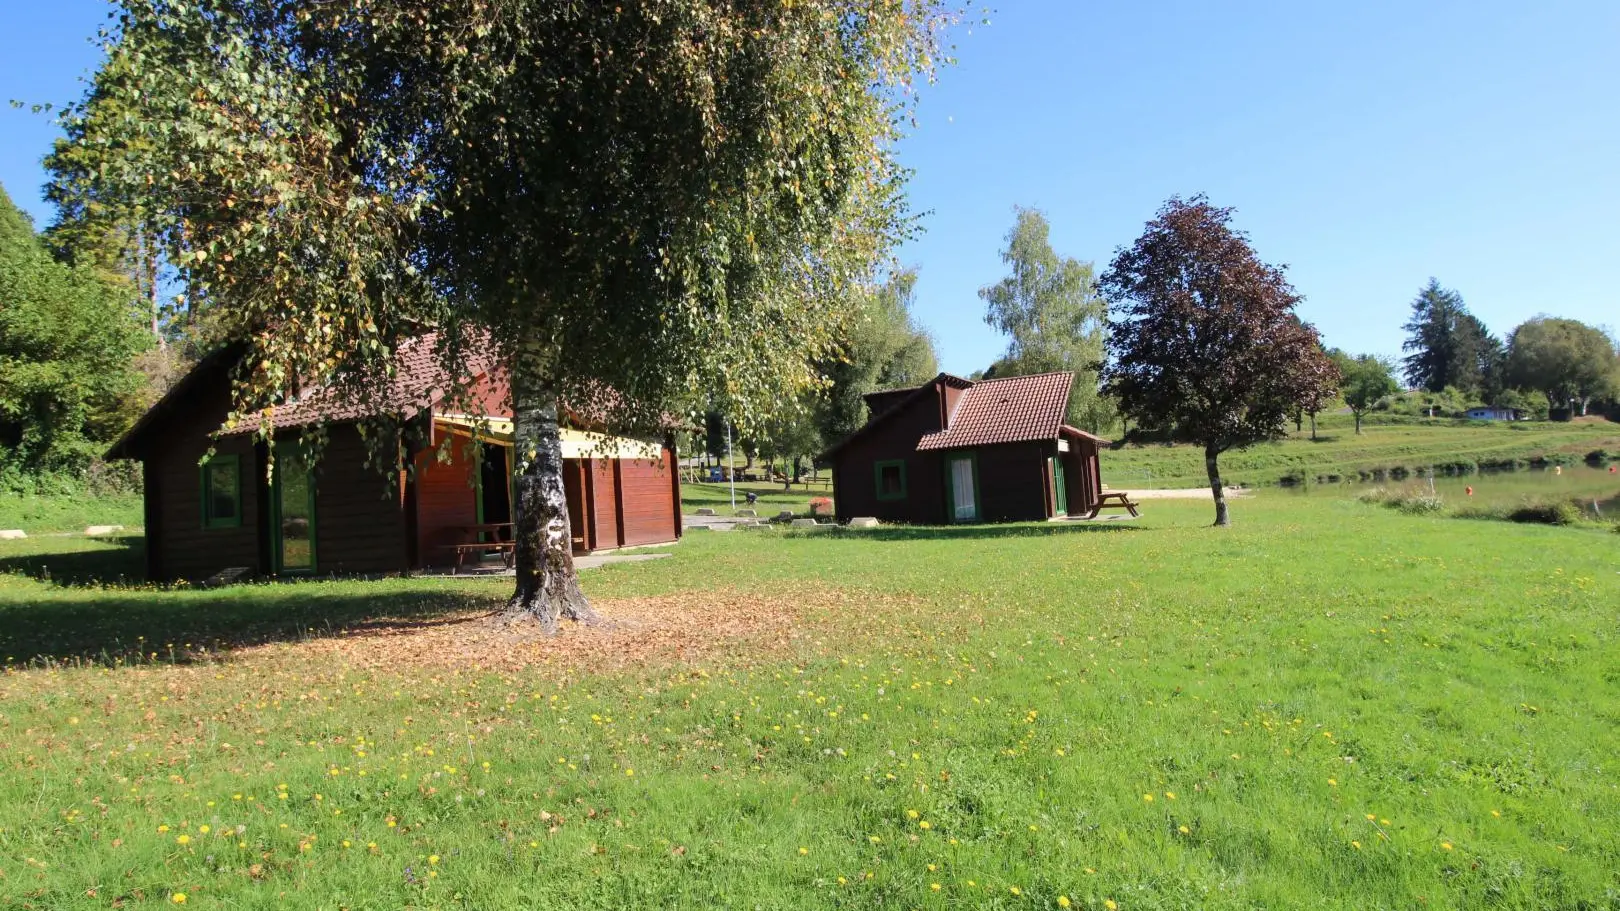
1099, 415, 1620, 489
2, 492, 1617, 910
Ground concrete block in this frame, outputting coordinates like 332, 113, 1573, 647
741, 521, 774, 530
790, 518, 826, 528
846, 517, 880, 528
0, 529, 25, 540
694, 508, 717, 516
734, 509, 757, 517
84, 525, 125, 536
775, 510, 795, 520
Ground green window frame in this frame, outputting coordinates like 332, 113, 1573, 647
199, 453, 242, 529
874, 459, 908, 501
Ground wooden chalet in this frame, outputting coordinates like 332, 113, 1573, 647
820, 372, 1107, 524
105, 339, 681, 582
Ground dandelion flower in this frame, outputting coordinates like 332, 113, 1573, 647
175, 835, 190, 845
1059, 897, 1072, 908
1440, 842, 1453, 851
1178, 825, 1190, 835
1164, 792, 1176, 800
428, 854, 440, 865
931, 883, 941, 892
906, 809, 919, 819
798, 847, 808, 855
1010, 886, 1022, 896
198, 826, 209, 835
919, 821, 931, 830
1143, 794, 1154, 802
1105, 900, 1118, 911
171, 894, 187, 905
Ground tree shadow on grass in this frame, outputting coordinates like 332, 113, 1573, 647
0, 535, 149, 586
808, 520, 1145, 543
0, 539, 497, 667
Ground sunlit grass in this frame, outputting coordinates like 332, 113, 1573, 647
1102, 414, 1620, 488
1, 494, 1616, 908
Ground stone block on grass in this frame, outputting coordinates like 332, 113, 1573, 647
694, 507, 717, 516
0, 529, 25, 540
846, 517, 880, 528
85, 525, 125, 536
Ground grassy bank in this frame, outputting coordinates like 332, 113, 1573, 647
1101, 414, 1620, 489
2, 494, 1617, 908
0, 490, 143, 534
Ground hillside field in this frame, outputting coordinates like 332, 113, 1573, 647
1100, 415, 1620, 489
1, 493, 1617, 909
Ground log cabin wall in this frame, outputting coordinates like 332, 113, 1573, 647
588, 458, 621, 549
413, 434, 480, 565
305, 425, 410, 575
828, 390, 948, 525
618, 455, 680, 547
146, 381, 263, 581
970, 440, 1054, 523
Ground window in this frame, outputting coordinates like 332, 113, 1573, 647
874, 459, 907, 501
201, 454, 242, 528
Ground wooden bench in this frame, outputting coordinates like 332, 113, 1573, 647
1087, 491, 1140, 519
440, 541, 516, 574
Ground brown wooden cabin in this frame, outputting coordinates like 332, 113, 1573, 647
105, 341, 681, 582
820, 372, 1107, 525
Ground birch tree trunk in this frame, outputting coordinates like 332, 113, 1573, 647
1205, 443, 1230, 527
507, 355, 595, 632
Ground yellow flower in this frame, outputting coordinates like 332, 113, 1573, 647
1143, 794, 1154, 802
198, 825, 209, 834
1164, 792, 1176, 800
427, 854, 440, 865
1440, 842, 1453, 851
919, 821, 931, 830
906, 809, 919, 819
1178, 825, 1190, 835
158, 825, 170, 833
1105, 900, 1118, 911
1351, 840, 1362, 849
1010, 886, 1022, 896
171, 894, 187, 905
1327, 778, 1337, 786
837, 877, 847, 885
1490, 810, 1501, 818
625, 769, 634, 777
931, 883, 941, 892
175, 835, 191, 845
797, 847, 808, 855
1365, 813, 1376, 821
1058, 897, 1072, 909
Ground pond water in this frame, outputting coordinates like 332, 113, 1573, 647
1282, 463, 1620, 517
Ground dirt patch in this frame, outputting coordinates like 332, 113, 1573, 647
235, 585, 827, 675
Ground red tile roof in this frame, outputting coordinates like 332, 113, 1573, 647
221, 334, 493, 434
915, 372, 1073, 451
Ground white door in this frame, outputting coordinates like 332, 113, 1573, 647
950, 457, 977, 521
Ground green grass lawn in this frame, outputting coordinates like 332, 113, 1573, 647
1101, 414, 1620, 489
681, 480, 829, 516
0, 490, 144, 534
2, 494, 1617, 909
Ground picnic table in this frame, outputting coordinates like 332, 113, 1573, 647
1087, 491, 1140, 519
441, 522, 515, 573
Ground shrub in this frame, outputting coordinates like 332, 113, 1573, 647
1586, 449, 1615, 465
1505, 500, 1581, 526
1397, 494, 1445, 515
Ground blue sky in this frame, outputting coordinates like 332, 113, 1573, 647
4, 1, 1616, 374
